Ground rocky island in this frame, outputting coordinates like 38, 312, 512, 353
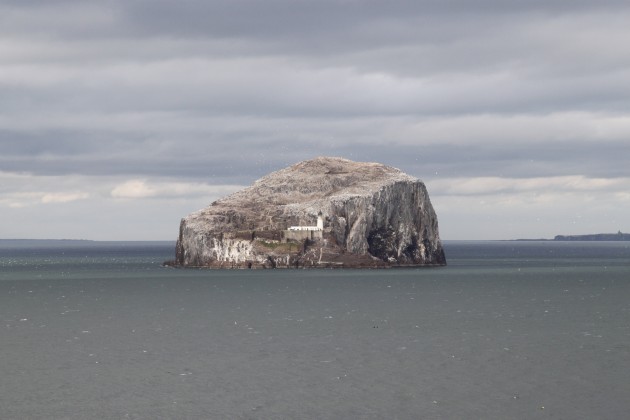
174, 157, 446, 268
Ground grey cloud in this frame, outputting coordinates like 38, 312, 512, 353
4, 57, 629, 121
5, 1, 629, 48
105, 0, 630, 41
4, 1, 629, 121
2, 0, 630, 239
2, 123, 628, 183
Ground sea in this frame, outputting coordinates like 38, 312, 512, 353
1, 240, 628, 420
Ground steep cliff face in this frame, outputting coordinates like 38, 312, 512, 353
175, 157, 446, 268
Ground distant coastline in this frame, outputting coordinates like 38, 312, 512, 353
516, 231, 630, 241
0, 239, 94, 243
553, 231, 630, 241
0, 239, 175, 248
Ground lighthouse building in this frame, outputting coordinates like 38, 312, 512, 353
288, 212, 324, 231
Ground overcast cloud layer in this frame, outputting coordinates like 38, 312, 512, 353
1, 0, 629, 240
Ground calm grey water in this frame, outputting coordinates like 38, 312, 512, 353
1, 240, 629, 419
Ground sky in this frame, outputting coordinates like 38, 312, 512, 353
1, 0, 629, 241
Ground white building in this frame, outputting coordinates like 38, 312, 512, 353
288, 212, 323, 231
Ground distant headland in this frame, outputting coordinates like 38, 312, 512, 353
515, 231, 630, 241
553, 231, 630, 241
172, 157, 446, 268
